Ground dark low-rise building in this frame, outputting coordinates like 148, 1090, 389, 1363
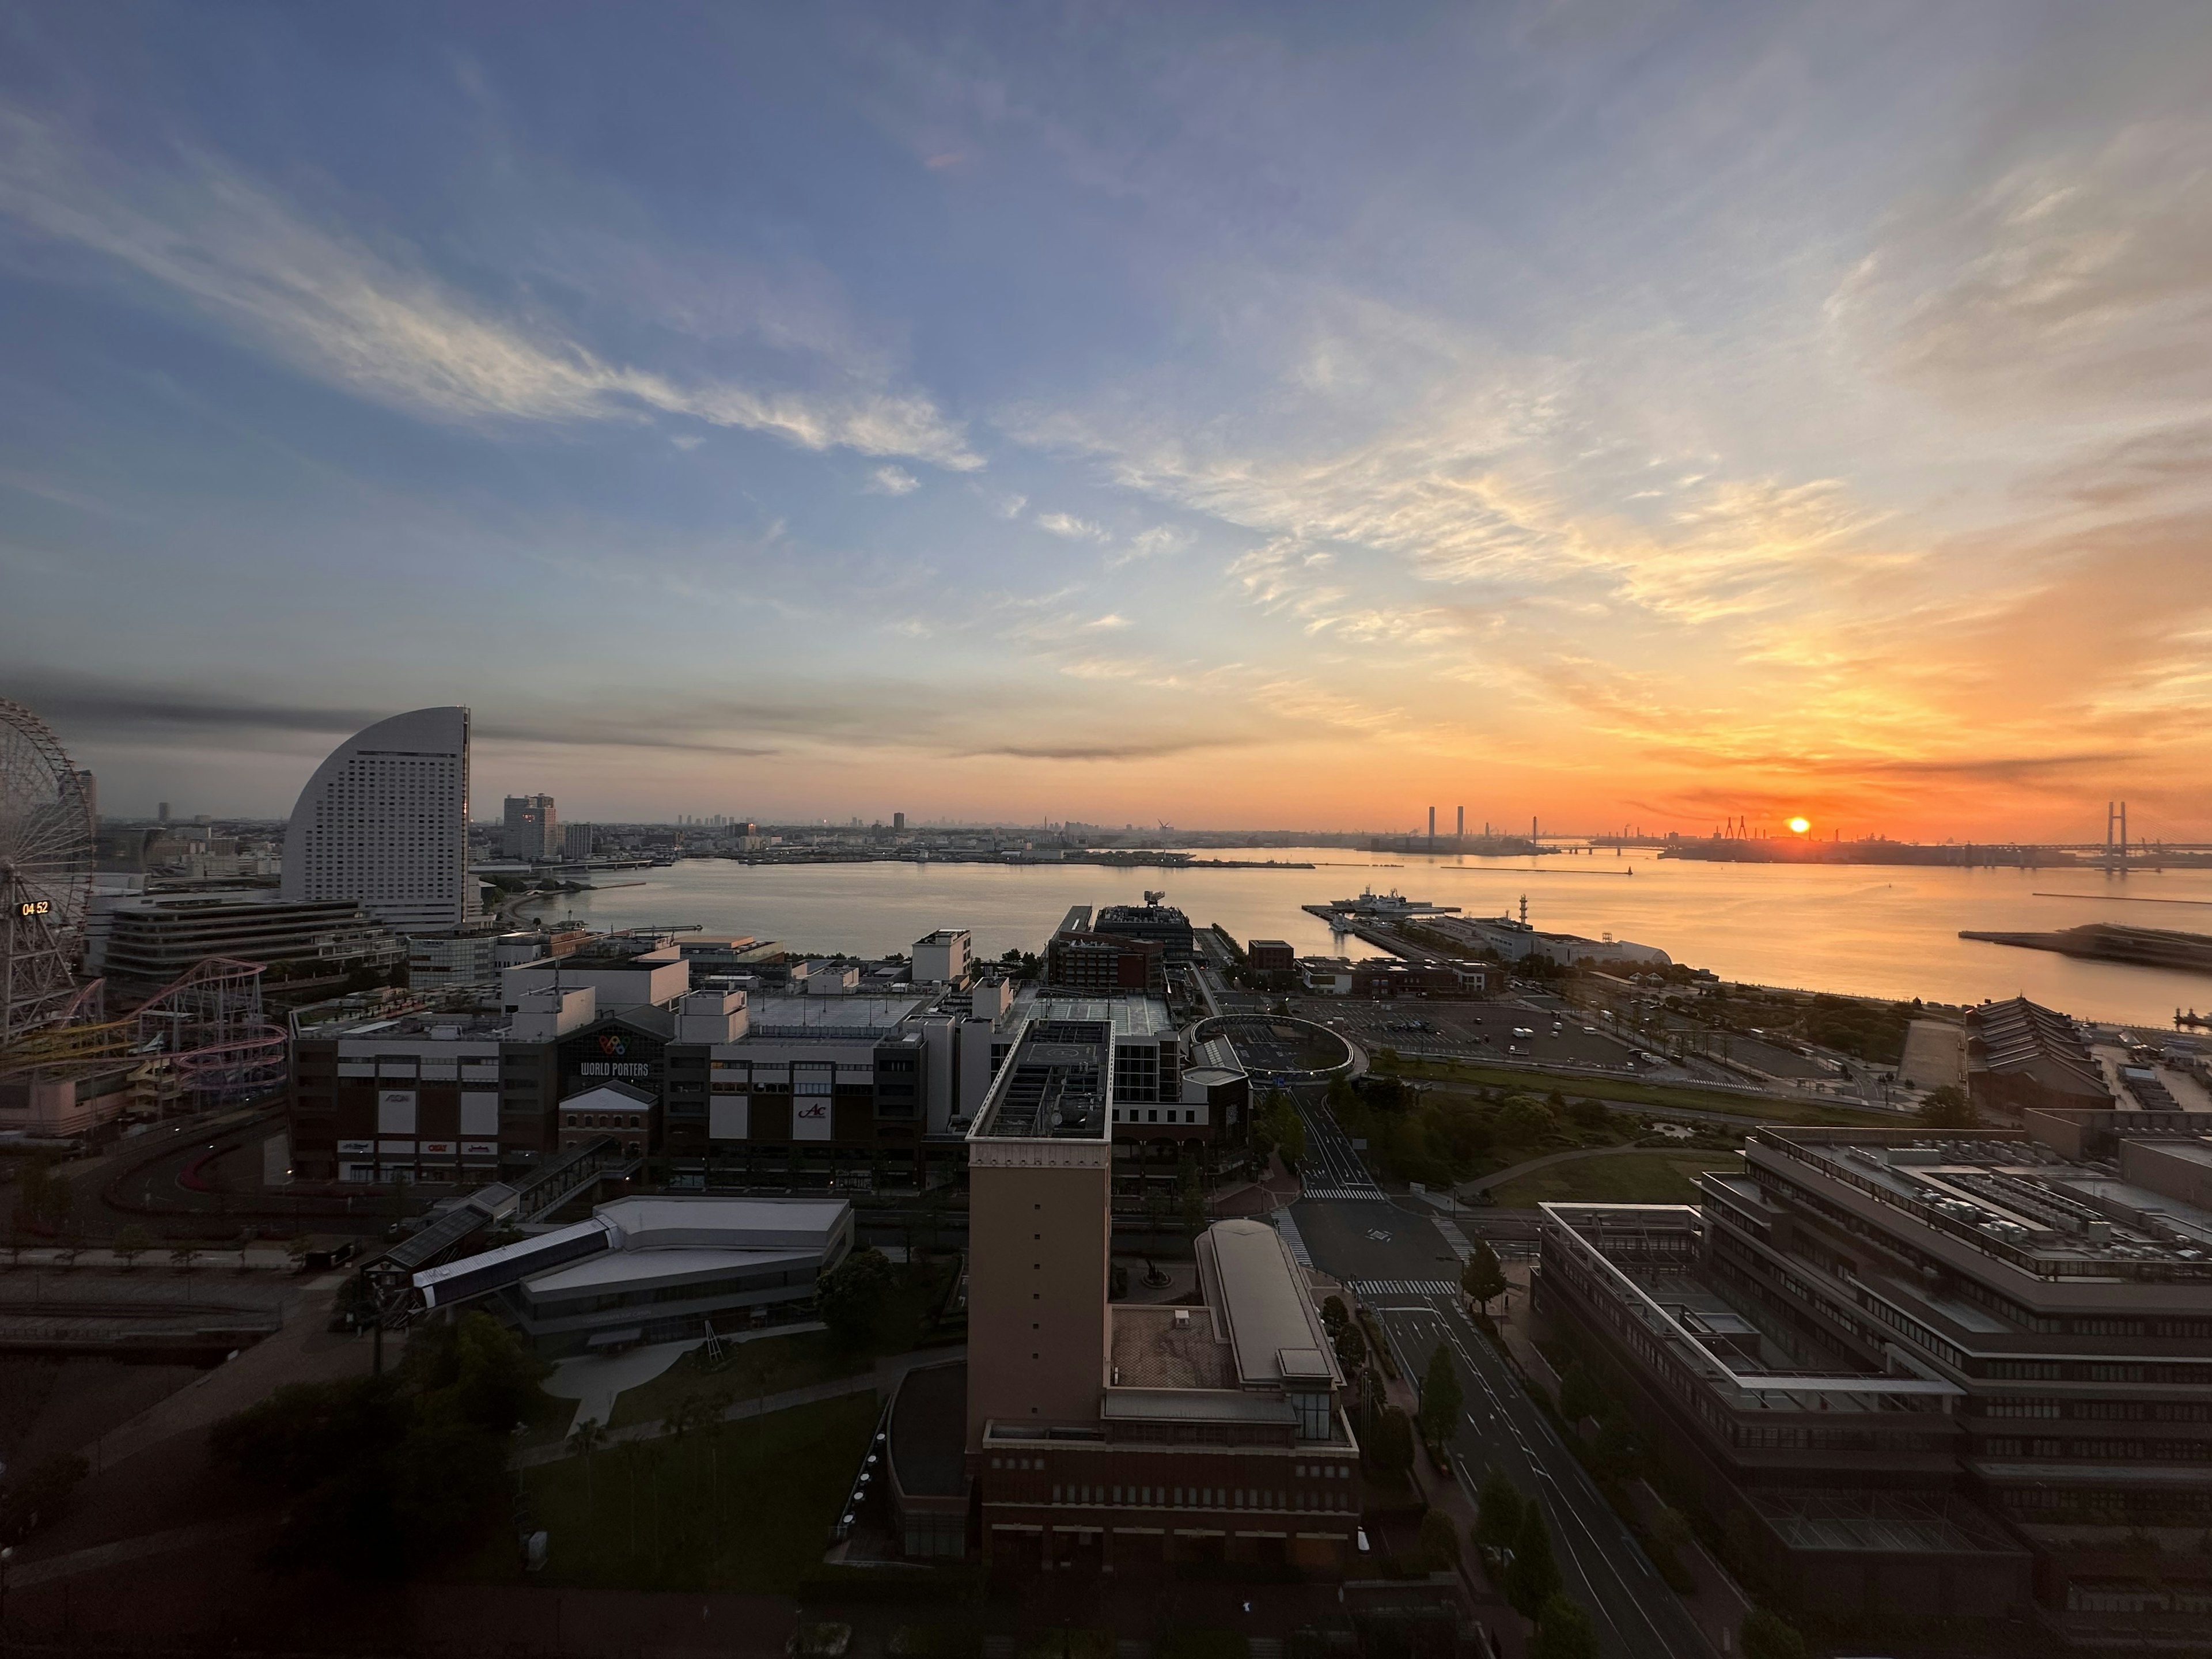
1539, 1123, 2212, 1643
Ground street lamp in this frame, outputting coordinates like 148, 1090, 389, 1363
2, 1542, 15, 1631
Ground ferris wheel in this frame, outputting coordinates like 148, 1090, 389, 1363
0, 696, 97, 1046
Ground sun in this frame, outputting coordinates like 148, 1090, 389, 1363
1787, 816, 1811, 835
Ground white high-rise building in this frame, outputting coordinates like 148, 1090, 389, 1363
281, 707, 476, 933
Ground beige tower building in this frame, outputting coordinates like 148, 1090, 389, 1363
964, 1013, 1115, 1445
949, 1010, 1362, 1574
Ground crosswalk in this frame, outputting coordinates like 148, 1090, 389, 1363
1347, 1277, 1463, 1298
1301, 1183, 1391, 1201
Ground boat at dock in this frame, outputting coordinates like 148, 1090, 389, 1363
1315, 887, 1461, 919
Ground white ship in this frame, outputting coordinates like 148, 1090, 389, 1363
1319, 887, 1463, 919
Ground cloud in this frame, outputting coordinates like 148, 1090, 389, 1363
994, 493, 1029, 518
1106, 523, 1190, 567
955, 736, 1244, 762
1081, 613, 1129, 629
868, 465, 921, 494
1830, 116, 2212, 409
1034, 510, 1110, 541
0, 109, 983, 469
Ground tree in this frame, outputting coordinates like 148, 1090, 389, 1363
1461, 1242, 1507, 1316
1592, 1415, 1639, 1480
1494, 1096, 1557, 1145
1506, 1503, 1563, 1615
1475, 1468, 1523, 1552
1556, 1359, 1603, 1426
1418, 1505, 1460, 1569
1365, 1406, 1414, 1479
210, 1312, 547, 1577
1530, 1596, 1598, 1659
815, 1247, 897, 1346
1254, 1092, 1306, 1168
112, 1224, 153, 1268
1567, 1097, 1608, 1131
1740, 1608, 1809, 1659
1918, 1085, 1976, 1130
171, 1241, 202, 1271
1320, 1294, 1350, 1334
1332, 1318, 1368, 1374
1418, 1343, 1463, 1445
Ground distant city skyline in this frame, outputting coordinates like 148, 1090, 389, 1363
4, 5, 2209, 842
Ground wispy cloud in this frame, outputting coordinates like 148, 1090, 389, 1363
1035, 510, 1109, 541
867, 464, 921, 494
0, 109, 983, 469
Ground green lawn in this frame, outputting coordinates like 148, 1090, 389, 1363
608, 1329, 870, 1429
507, 1393, 879, 1593
1387, 1058, 1895, 1126
1487, 1151, 1736, 1209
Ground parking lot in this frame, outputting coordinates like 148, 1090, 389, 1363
1291, 995, 1651, 1073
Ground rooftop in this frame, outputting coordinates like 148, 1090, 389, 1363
1112, 1305, 1237, 1389
524, 1244, 814, 1301
1543, 1202, 1959, 1414
1756, 1127, 2212, 1279
1198, 1219, 1341, 1391
742, 994, 926, 1037
1014, 988, 1177, 1037
969, 1017, 1113, 1141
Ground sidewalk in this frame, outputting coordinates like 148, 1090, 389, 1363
72, 1269, 364, 1475
1372, 1331, 1524, 1657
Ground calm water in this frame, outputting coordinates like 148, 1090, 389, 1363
520, 848, 2212, 1028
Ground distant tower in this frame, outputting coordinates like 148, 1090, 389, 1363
157, 801, 169, 825
1427, 806, 1435, 850
281, 707, 474, 933
1456, 806, 1464, 839
894, 811, 906, 832
503, 794, 559, 860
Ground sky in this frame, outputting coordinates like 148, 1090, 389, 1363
2, 3, 2209, 841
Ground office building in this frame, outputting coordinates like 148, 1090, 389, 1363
1539, 1123, 2212, 1641
281, 707, 476, 933
85, 890, 403, 987
414, 1194, 853, 1355
562, 820, 596, 861
408, 928, 554, 991
1246, 940, 1296, 975
1091, 899, 1196, 964
502, 794, 560, 861
1047, 906, 1166, 995
912, 928, 972, 986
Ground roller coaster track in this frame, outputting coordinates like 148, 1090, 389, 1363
0, 956, 287, 1100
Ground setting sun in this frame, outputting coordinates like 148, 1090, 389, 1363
1788, 816, 1811, 835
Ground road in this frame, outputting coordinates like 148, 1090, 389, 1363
1289, 1124, 1716, 1659
1290, 1090, 1382, 1198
